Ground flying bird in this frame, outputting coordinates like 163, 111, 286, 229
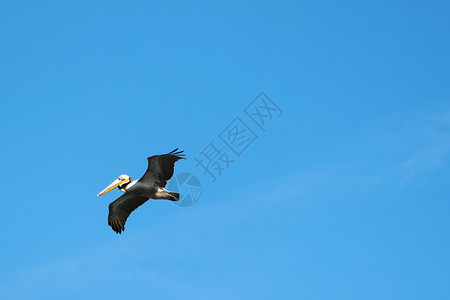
97, 148, 185, 234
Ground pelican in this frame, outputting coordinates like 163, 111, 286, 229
97, 148, 185, 234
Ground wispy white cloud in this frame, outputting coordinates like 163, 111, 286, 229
396, 110, 450, 185
2, 108, 449, 300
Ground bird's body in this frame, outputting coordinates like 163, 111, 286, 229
97, 148, 185, 234
118, 179, 157, 197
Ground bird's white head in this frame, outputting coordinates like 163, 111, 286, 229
97, 174, 132, 196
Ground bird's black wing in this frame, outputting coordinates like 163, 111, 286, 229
108, 193, 150, 234
139, 148, 185, 187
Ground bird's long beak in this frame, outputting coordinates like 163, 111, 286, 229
97, 178, 123, 196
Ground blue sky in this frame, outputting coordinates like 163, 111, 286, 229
0, 1, 449, 299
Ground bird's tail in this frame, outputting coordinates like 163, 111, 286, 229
168, 192, 180, 201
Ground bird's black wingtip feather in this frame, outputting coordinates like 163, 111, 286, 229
169, 148, 186, 158
108, 218, 124, 234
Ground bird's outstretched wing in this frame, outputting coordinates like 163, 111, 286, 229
139, 148, 185, 187
108, 193, 150, 234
